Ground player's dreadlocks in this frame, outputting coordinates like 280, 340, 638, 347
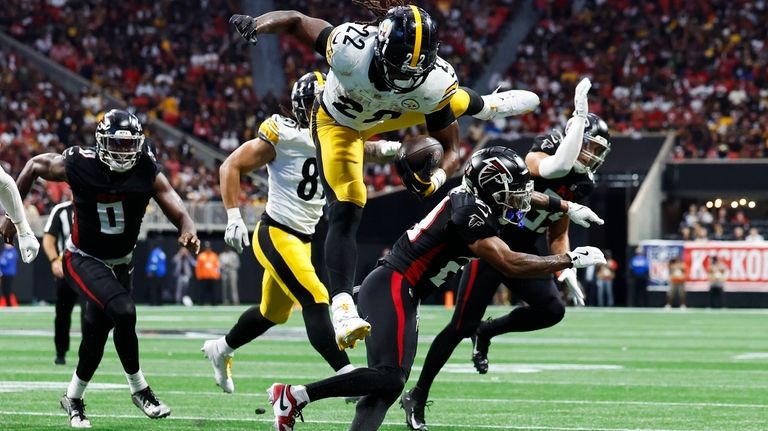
352, 0, 408, 20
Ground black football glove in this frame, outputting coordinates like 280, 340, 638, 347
394, 150, 441, 197
230, 14, 258, 44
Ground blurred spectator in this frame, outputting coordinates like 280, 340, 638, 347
697, 206, 714, 225
707, 256, 727, 308
666, 258, 687, 310
745, 227, 764, 242
0, 244, 19, 307
680, 226, 692, 241
732, 226, 746, 241
146, 240, 167, 305
195, 241, 220, 305
731, 210, 750, 228
712, 223, 726, 240
219, 248, 240, 305
628, 247, 648, 307
173, 246, 196, 306
595, 250, 617, 307
681, 204, 699, 228
693, 225, 709, 241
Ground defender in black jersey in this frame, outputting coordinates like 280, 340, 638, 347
1, 109, 200, 428
263, 146, 606, 431
403, 81, 612, 430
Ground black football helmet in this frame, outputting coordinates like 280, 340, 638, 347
373, 5, 439, 93
291, 71, 325, 128
95, 109, 145, 172
463, 146, 533, 226
572, 113, 611, 174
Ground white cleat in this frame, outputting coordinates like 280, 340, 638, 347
332, 306, 371, 350
60, 395, 92, 428
474, 89, 540, 120
201, 339, 235, 393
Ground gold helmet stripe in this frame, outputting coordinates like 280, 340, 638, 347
409, 5, 423, 68
313, 71, 325, 86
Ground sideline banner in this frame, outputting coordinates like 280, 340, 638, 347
639, 240, 768, 292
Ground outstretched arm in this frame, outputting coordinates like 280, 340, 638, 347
220, 138, 276, 253
0, 154, 66, 260
231, 10, 331, 49
153, 173, 200, 254
469, 235, 606, 279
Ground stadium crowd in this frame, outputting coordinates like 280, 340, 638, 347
676, 203, 766, 241
487, 0, 768, 160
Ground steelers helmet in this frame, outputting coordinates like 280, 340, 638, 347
373, 5, 439, 92
291, 71, 326, 128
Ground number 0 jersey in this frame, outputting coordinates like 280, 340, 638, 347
64, 146, 158, 261
258, 114, 324, 236
321, 22, 459, 131
501, 133, 596, 254
383, 188, 500, 298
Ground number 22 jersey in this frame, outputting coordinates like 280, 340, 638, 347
321, 22, 459, 131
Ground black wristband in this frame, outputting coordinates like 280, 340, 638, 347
547, 196, 562, 213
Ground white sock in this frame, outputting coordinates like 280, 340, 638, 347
290, 385, 310, 404
217, 336, 235, 356
331, 292, 354, 308
66, 371, 88, 399
126, 370, 149, 394
335, 364, 355, 375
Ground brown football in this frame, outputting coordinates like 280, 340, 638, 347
398, 135, 443, 173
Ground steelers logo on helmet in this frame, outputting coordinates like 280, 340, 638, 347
373, 5, 439, 93
95, 109, 145, 172
573, 113, 611, 175
291, 71, 326, 128
464, 146, 533, 226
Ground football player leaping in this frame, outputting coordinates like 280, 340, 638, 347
202, 72, 401, 393
229, 1, 540, 350
263, 146, 606, 431
0, 110, 200, 428
401, 78, 613, 430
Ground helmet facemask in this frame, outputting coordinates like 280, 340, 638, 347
493, 180, 533, 226
96, 129, 144, 172
291, 72, 325, 128
573, 134, 611, 175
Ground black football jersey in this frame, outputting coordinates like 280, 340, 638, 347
500, 133, 595, 254
65, 146, 158, 260
383, 188, 501, 298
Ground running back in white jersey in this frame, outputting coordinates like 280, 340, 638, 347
321, 22, 459, 131
258, 114, 324, 236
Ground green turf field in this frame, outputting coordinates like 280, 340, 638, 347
0, 305, 766, 431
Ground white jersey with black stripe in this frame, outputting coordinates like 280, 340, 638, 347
321, 22, 459, 131
257, 114, 324, 236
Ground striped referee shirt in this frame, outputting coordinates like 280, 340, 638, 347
43, 201, 74, 255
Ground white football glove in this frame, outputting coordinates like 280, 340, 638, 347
567, 246, 606, 269
573, 77, 591, 118
557, 267, 585, 306
224, 208, 250, 254
566, 202, 604, 228
17, 232, 40, 263
374, 140, 402, 158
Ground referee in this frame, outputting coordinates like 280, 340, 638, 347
42, 198, 80, 365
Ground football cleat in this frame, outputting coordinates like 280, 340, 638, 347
474, 88, 540, 121
131, 387, 171, 419
471, 333, 490, 374
201, 339, 235, 393
332, 304, 371, 350
267, 383, 306, 431
60, 395, 91, 428
55, 355, 66, 365
400, 389, 429, 430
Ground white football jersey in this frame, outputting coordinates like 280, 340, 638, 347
258, 114, 324, 236
321, 22, 459, 131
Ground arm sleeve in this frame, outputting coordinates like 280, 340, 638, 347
536, 122, 585, 179
314, 26, 334, 57
425, 104, 456, 132
0, 167, 32, 236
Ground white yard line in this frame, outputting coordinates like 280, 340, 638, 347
0, 410, 722, 431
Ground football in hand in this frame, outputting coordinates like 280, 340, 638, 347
397, 135, 443, 174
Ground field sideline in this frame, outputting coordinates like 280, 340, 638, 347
0, 305, 766, 431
